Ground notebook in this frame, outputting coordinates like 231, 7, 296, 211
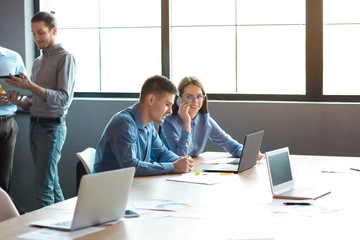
202, 130, 264, 173
30, 167, 135, 231
265, 147, 331, 200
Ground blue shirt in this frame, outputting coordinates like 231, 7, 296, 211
160, 112, 243, 157
93, 103, 179, 177
0, 46, 27, 116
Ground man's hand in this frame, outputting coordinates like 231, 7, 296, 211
173, 156, 194, 173
7, 91, 23, 106
6, 72, 32, 90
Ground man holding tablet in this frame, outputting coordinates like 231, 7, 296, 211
6, 12, 77, 208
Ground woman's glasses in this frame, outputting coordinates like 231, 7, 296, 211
182, 95, 206, 103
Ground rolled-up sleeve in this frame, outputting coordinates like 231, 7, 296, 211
46, 54, 76, 108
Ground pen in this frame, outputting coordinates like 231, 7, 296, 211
350, 168, 360, 172
283, 202, 312, 206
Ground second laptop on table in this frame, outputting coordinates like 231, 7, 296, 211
202, 130, 264, 173
265, 147, 331, 200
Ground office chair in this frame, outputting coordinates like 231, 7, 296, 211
76, 147, 96, 192
76, 147, 96, 174
0, 188, 20, 222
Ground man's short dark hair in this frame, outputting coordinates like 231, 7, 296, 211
31, 11, 57, 29
140, 75, 178, 102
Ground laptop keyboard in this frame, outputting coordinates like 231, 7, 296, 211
219, 165, 237, 171
55, 220, 72, 227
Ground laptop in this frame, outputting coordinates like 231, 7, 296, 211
202, 130, 264, 173
265, 147, 331, 200
30, 167, 135, 231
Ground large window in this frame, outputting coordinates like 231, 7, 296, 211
323, 0, 360, 95
39, 0, 161, 93
37, 0, 360, 101
171, 0, 305, 95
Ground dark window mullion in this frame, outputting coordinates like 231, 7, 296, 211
161, 0, 170, 79
306, 0, 323, 100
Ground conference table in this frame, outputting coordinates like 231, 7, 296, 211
1, 152, 360, 240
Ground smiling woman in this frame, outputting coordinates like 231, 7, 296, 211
159, 76, 261, 159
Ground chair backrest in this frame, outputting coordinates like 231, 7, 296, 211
76, 147, 96, 174
0, 188, 19, 222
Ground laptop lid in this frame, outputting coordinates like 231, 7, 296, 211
265, 147, 295, 195
237, 130, 264, 172
202, 130, 264, 173
30, 167, 135, 231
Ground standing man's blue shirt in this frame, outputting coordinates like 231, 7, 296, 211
94, 103, 179, 177
0, 46, 27, 116
160, 112, 243, 157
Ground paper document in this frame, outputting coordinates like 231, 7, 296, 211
18, 227, 104, 240
134, 200, 194, 212
166, 172, 237, 185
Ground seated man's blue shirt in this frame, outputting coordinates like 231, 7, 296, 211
93, 103, 178, 176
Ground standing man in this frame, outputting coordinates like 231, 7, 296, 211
94, 75, 194, 176
0, 46, 26, 195
7, 12, 77, 208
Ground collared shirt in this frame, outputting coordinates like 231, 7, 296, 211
24, 43, 77, 117
160, 112, 243, 157
0, 46, 27, 116
93, 103, 178, 177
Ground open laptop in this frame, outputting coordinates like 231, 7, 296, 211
30, 167, 135, 231
202, 130, 264, 173
265, 147, 331, 200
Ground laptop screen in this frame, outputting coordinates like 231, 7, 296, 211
267, 148, 293, 187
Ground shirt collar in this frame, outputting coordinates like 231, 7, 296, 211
132, 103, 146, 130
42, 43, 62, 56
192, 112, 200, 126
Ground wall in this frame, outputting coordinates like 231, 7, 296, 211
0, 0, 35, 73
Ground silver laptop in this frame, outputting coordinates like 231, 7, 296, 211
265, 147, 331, 200
30, 167, 135, 231
202, 130, 264, 173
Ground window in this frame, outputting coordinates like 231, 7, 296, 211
323, 0, 360, 95
171, 0, 305, 95
36, 0, 360, 101
39, 0, 161, 93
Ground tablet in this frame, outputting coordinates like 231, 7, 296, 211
0, 75, 32, 96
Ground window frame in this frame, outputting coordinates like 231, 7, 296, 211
34, 0, 360, 102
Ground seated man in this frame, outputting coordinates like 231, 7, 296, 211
93, 75, 194, 176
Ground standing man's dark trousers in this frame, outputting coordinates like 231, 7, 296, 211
0, 116, 25, 214
0, 116, 18, 193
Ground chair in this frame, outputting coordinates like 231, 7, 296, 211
76, 147, 96, 174
0, 188, 20, 222
76, 147, 96, 192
